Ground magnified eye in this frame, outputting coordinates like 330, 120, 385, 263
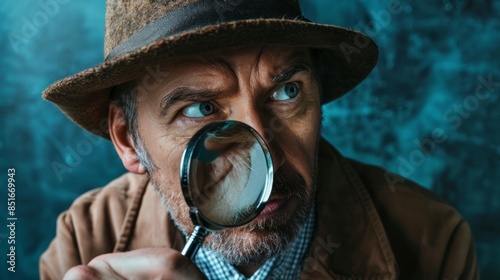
183, 101, 216, 118
271, 82, 300, 101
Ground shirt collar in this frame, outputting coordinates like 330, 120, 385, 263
194, 203, 316, 280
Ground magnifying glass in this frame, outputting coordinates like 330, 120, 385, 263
179, 121, 274, 259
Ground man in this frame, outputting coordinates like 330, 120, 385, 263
40, 0, 479, 279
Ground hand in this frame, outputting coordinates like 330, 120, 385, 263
63, 248, 206, 280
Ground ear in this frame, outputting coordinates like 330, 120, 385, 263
108, 103, 146, 174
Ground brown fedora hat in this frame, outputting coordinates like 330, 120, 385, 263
43, 0, 378, 138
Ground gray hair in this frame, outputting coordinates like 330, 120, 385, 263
110, 81, 154, 172
110, 81, 138, 141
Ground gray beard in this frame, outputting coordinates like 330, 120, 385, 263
150, 171, 315, 266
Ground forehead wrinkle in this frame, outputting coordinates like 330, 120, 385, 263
151, 55, 237, 106
283, 49, 312, 68
189, 54, 239, 93
158, 54, 235, 78
248, 46, 268, 94
207, 57, 240, 93
254, 47, 313, 88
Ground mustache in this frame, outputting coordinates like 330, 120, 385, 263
271, 170, 308, 198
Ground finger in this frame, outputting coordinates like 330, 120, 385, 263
62, 249, 206, 280
87, 248, 206, 280
63, 265, 101, 280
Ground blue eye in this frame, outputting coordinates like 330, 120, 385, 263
183, 101, 216, 118
271, 83, 299, 101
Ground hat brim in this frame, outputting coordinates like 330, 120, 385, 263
43, 18, 378, 138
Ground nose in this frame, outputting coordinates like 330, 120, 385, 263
233, 109, 286, 172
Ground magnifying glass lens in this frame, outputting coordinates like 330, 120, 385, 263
190, 130, 270, 226
180, 121, 273, 259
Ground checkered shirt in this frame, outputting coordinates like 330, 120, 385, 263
194, 205, 316, 280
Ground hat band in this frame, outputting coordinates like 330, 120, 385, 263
106, 0, 304, 60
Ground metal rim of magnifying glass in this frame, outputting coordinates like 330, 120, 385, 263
179, 120, 274, 231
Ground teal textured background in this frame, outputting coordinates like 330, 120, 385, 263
1, 0, 499, 279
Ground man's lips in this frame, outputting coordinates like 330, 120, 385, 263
259, 196, 289, 216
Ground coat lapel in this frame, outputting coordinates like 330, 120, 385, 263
301, 140, 398, 279
123, 177, 186, 252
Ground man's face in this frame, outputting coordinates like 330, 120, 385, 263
133, 46, 322, 265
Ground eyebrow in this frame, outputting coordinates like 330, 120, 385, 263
272, 64, 312, 84
160, 88, 221, 116
159, 63, 312, 116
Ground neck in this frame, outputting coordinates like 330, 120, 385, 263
236, 263, 264, 277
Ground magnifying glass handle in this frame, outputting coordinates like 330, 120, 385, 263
181, 226, 208, 260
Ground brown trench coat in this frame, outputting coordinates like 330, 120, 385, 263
40, 140, 479, 279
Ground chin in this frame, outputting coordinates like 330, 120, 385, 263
203, 191, 312, 265
151, 162, 317, 265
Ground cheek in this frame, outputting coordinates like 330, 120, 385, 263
154, 139, 188, 187
149, 140, 192, 228
139, 127, 190, 195
292, 127, 319, 173
278, 107, 321, 185
287, 90, 321, 169
138, 113, 192, 178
